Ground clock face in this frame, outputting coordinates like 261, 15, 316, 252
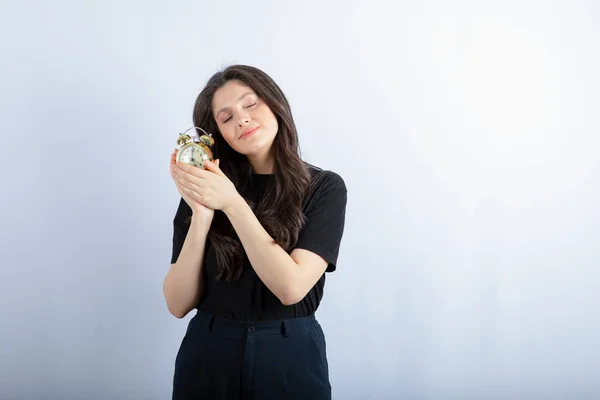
178, 144, 206, 168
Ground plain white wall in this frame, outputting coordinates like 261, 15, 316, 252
1, 0, 599, 399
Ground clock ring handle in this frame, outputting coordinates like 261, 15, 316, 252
180, 126, 212, 138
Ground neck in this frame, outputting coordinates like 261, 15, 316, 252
247, 150, 275, 174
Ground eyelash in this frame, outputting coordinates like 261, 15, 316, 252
222, 103, 257, 123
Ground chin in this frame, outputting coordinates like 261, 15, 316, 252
239, 145, 271, 158
236, 134, 277, 156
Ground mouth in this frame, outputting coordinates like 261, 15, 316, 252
239, 126, 260, 139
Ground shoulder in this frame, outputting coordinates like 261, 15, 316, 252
302, 162, 347, 209
305, 162, 347, 192
294, 163, 348, 270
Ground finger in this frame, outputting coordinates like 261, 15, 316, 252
180, 185, 203, 203
170, 158, 180, 175
204, 159, 225, 176
175, 173, 204, 196
176, 161, 212, 179
178, 181, 198, 198
174, 167, 203, 187
175, 161, 199, 175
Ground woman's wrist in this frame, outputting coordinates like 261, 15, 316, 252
190, 212, 213, 234
223, 193, 246, 217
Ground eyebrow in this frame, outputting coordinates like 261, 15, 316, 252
215, 92, 256, 116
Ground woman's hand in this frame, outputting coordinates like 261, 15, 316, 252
172, 158, 241, 213
170, 149, 215, 222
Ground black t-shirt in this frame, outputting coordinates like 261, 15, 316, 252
170, 164, 347, 322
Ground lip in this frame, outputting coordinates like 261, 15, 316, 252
239, 126, 260, 139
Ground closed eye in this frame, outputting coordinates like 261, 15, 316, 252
221, 102, 257, 123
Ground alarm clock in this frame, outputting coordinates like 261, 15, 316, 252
176, 126, 215, 169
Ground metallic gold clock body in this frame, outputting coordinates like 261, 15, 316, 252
176, 127, 215, 169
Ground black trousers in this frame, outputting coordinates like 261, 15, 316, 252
172, 309, 331, 400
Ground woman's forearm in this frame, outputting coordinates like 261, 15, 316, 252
224, 196, 302, 305
163, 216, 211, 318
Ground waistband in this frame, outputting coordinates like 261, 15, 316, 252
192, 309, 317, 337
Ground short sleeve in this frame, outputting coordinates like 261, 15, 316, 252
170, 198, 192, 264
294, 171, 348, 272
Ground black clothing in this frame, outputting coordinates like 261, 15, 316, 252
172, 309, 331, 399
170, 164, 347, 322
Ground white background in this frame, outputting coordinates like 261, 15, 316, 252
1, 0, 599, 399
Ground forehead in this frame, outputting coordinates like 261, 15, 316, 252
212, 80, 256, 114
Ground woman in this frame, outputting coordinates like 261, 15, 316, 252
164, 64, 347, 399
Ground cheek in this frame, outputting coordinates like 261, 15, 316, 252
259, 108, 278, 134
269, 116, 279, 137
218, 126, 245, 152
218, 125, 236, 142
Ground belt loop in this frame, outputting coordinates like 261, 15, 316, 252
281, 320, 290, 337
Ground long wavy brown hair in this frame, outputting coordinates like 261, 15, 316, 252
191, 65, 312, 281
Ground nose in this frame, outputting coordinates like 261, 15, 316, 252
236, 110, 251, 126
